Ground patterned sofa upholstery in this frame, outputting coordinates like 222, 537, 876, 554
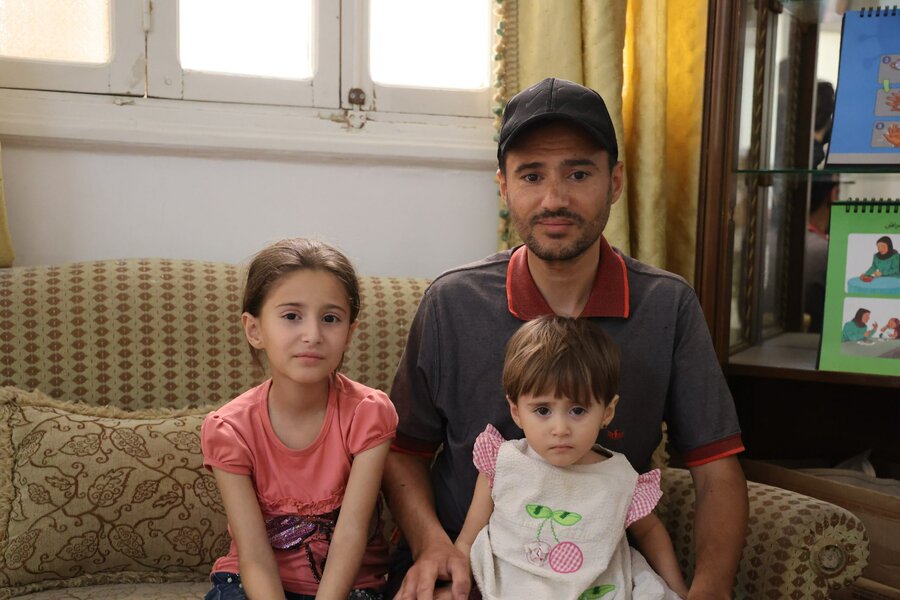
0, 259, 867, 599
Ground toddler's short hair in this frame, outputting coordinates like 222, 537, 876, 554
503, 316, 620, 407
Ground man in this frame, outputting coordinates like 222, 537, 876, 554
383, 78, 748, 600
803, 177, 839, 333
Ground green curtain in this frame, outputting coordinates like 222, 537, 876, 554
494, 0, 707, 283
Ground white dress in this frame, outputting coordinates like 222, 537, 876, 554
470, 425, 681, 600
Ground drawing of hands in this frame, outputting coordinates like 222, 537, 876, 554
885, 123, 900, 148
887, 91, 900, 112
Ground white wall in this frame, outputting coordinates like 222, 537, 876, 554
2, 137, 499, 280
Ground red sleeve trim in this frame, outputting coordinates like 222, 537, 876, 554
682, 433, 745, 467
390, 432, 441, 457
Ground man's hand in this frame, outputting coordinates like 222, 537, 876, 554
383, 450, 472, 600
396, 539, 471, 600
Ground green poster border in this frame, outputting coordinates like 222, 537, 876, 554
819, 202, 900, 376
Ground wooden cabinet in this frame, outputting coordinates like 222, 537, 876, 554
696, 1, 899, 465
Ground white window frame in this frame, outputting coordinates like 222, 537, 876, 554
0, 0, 145, 96
0, 0, 498, 167
147, 0, 340, 108
340, 0, 493, 117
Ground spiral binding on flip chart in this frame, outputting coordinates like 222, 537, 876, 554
836, 199, 900, 213
858, 5, 899, 18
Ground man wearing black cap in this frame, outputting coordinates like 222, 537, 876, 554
383, 78, 748, 600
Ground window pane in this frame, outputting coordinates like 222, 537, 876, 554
179, 0, 313, 79
0, 0, 109, 64
369, 0, 491, 90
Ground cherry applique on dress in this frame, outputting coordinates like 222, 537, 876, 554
523, 504, 584, 573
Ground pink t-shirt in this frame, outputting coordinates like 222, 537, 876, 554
201, 373, 398, 595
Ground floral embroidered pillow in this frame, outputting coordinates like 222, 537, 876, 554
0, 387, 228, 597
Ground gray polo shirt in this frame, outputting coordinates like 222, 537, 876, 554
390, 241, 742, 537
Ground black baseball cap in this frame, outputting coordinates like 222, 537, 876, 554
498, 77, 618, 166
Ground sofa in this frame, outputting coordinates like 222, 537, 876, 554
0, 258, 868, 599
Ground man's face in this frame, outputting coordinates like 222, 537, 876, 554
498, 120, 624, 262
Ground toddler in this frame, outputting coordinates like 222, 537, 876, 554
455, 316, 688, 599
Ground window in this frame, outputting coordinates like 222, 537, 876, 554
0, 0, 494, 118
362, 0, 492, 116
0, 0, 144, 95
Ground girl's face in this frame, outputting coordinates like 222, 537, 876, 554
242, 269, 356, 388
508, 392, 618, 467
877, 242, 889, 254
862, 311, 871, 324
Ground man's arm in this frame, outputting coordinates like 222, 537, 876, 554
687, 455, 748, 600
383, 450, 471, 600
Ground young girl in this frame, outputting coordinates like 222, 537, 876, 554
201, 238, 398, 600
877, 317, 900, 340
455, 316, 689, 600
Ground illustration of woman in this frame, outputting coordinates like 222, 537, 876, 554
841, 308, 877, 342
860, 236, 900, 281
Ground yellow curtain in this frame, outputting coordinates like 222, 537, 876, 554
0, 142, 14, 267
494, 0, 707, 283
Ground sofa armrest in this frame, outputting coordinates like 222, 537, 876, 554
657, 467, 869, 599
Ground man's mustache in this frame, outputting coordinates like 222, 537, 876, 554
529, 209, 585, 226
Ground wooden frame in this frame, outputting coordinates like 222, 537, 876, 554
695, 0, 743, 364
698, 1, 823, 356
695, 0, 900, 388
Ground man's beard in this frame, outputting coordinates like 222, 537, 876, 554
510, 184, 613, 262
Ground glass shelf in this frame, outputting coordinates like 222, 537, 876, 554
723, 0, 900, 366
726, 332, 900, 388
736, 167, 900, 175
725, 333, 900, 389
781, 0, 899, 24
699, 0, 900, 471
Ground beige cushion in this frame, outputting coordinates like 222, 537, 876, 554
0, 259, 429, 410
0, 260, 257, 411
0, 387, 225, 599
8, 581, 210, 600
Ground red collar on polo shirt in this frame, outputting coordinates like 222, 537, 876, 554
506, 237, 630, 320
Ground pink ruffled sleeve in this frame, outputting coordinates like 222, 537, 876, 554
625, 468, 663, 527
472, 424, 505, 487
346, 391, 399, 457
201, 412, 253, 476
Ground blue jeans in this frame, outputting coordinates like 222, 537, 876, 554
204, 572, 384, 600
